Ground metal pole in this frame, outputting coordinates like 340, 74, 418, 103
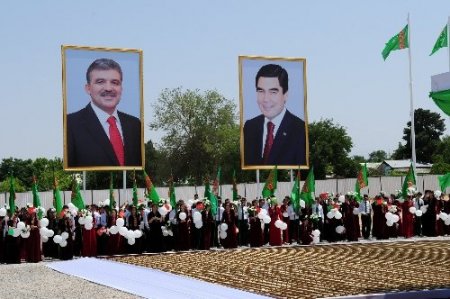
407, 13, 417, 174
256, 170, 260, 199
82, 171, 87, 200
123, 170, 127, 204
290, 169, 294, 192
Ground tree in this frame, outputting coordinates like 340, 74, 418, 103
392, 108, 445, 163
149, 88, 240, 185
308, 119, 354, 179
368, 150, 388, 162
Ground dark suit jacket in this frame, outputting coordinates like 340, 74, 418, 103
67, 104, 142, 167
243, 110, 306, 166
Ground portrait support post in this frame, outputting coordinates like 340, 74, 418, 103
123, 170, 127, 204
290, 170, 294, 191
83, 171, 87, 200
256, 170, 260, 198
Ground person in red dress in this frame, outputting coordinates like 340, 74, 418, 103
221, 202, 238, 249
82, 207, 97, 257
435, 194, 445, 236
201, 203, 214, 250
25, 208, 42, 263
269, 198, 283, 246
402, 195, 415, 238
372, 196, 388, 240
107, 209, 124, 255
280, 197, 290, 244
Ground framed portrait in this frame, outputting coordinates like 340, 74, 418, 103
239, 55, 309, 170
62, 45, 144, 171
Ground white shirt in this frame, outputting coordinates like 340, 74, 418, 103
90, 102, 124, 141
287, 205, 299, 220
414, 197, 424, 209
311, 203, 324, 218
359, 200, 372, 215
261, 107, 287, 157
214, 206, 225, 221
237, 204, 249, 220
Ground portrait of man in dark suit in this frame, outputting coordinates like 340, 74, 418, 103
242, 63, 307, 167
66, 58, 142, 169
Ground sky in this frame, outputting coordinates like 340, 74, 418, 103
1, 0, 450, 162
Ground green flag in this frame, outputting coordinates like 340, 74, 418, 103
53, 177, 63, 216
438, 172, 450, 192
132, 171, 139, 207
382, 25, 409, 60
168, 176, 177, 208
71, 178, 85, 210
109, 172, 116, 210
354, 163, 369, 202
212, 166, 221, 197
9, 175, 16, 214
300, 167, 315, 206
430, 25, 448, 56
143, 170, 160, 205
402, 163, 416, 198
290, 169, 301, 213
429, 89, 450, 117
232, 169, 238, 201
262, 166, 277, 198
31, 176, 43, 219
204, 177, 218, 216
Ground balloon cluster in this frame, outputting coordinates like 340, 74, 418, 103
108, 218, 142, 245
311, 229, 320, 244
39, 217, 55, 242
274, 219, 287, 230
9, 221, 31, 238
219, 223, 228, 239
53, 231, 69, 247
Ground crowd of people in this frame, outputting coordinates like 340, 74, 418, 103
1, 189, 449, 264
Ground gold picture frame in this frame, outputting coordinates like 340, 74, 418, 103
62, 45, 144, 171
239, 55, 309, 170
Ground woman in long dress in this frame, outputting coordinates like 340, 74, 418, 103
25, 209, 41, 263
269, 200, 283, 246
221, 202, 238, 249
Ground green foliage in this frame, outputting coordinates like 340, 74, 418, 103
368, 150, 388, 162
149, 87, 241, 185
392, 109, 445, 163
0, 179, 26, 193
308, 119, 354, 179
430, 162, 450, 174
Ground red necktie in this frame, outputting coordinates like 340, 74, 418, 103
263, 121, 275, 163
107, 116, 124, 166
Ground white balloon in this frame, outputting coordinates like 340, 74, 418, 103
391, 214, 400, 223
409, 207, 417, 214
312, 229, 321, 237
280, 222, 288, 230
127, 237, 136, 245
61, 232, 69, 240
17, 222, 25, 230
312, 236, 320, 244
338, 195, 345, 203
335, 225, 345, 234
179, 212, 187, 221
257, 212, 264, 219
53, 235, 62, 244
21, 231, 30, 238
0, 207, 6, 217
260, 209, 268, 216
41, 235, 49, 242
193, 211, 202, 222
85, 215, 93, 224
219, 231, 227, 239
420, 205, 428, 213
78, 217, 85, 225
60, 240, 67, 247
300, 200, 306, 208
84, 223, 93, 230
12, 228, 21, 237
353, 208, 360, 215
119, 226, 128, 236
162, 230, 169, 236
386, 220, 394, 227
282, 212, 289, 218
275, 220, 283, 229
116, 218, 125, 227
439, 213, 449, 221
335, 211, 342, 220
220, 223, 228, 231
126, 230, 135, 240
326, 211, 334, 219
39, 218, 49, 228
263, 215, 271, 224
415, 210, 423, 217
445, 218, 450, 226
40, 227, 48, 236
195, 222, 203, 229
158, 207, 169, 217
45, 229, 54, 238
385, 212, 393, 221
109, 225, 119, 235
133, 230, 143, 238
168, 230, 173, 236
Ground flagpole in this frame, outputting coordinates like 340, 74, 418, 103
123, 170, 127, 205
407, 13, 417, 173
82, 171, 87, 200
290, 170, 294, 191
448, 16, 450, 71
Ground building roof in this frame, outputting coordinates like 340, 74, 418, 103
382, 159, 432, 169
